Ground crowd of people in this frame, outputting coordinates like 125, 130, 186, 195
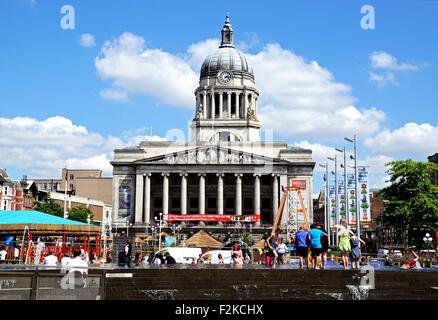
261, 219, 369, 270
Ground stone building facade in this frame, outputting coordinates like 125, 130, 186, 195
111, 16, 315, 231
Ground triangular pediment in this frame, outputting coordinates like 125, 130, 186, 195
133, 145, 284, 165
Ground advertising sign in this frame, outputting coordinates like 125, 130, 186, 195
338, 181, 346, 221
163, 214, 260, 223
290, 179, 308, 226
328, 185, 336, 227
347, 174, 356, 225
358, 167, 371, 222
118, 178, 133, 219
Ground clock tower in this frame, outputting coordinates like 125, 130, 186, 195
191, 14, 261, 143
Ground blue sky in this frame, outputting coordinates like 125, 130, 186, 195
0, 0, 437, 195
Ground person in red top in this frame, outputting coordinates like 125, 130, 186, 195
401, 248, 421, 269
231, 242, 243, 265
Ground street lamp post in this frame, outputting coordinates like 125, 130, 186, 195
155, 213, 163, 251
336, 147, 349, 224
423, 233, 433, 262
328, 156, 339, 246
150, 225, 156, 252
319, 163, 331, 246
345, 135, 360, 237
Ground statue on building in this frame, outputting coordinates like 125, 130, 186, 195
197, 103, 204, 120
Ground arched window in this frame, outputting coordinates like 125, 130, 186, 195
209, 131, 242, 142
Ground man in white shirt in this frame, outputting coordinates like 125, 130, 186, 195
43, 250, 58, 267
14, 247, 19, 262
60, 252, 72, 273
0, 247, 7, 263
276, 238, 289, 264
66, 247, 88, 275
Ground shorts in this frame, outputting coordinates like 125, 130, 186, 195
297, 247, 308, 257
311, 248, 322, 256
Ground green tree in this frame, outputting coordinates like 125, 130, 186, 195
240, 232, 253, 246
378, 160, 438, 246
68, 205, 94, 224
33, 196, 63, 217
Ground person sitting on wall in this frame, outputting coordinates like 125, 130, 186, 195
164, 252, 176, 265
401, 248, 422, 270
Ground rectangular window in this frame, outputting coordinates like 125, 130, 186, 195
171, 198, 180, 209
154, 197, 162, 208
207, 197, 216, 208
170, 174, 181, 185
261, 175, 271, 185
70, 174, 74, 180
189, 175, 198, 185
207, 174, 216, 185
225, 198, 234, 208
244, 198, 253, 210
262, 198, 271, 209
243, 175, 253, 185
189, 198, 198, 209
225, 175, 234, 185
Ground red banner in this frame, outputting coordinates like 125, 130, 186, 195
163, 214, 260, 223
292, 179, 306, 190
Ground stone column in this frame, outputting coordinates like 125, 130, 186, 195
112, 177, 119, 223
235, 92, 240, 118
272, 174, 279, 215
211, 92, 215, 119
144, 173, 151, 224
135, 174, 144, 224
217, 174, 224, 214
199, 173, 206, 214
180, 173, 187, 215
162, 173, 169, 215
202, 92, 207, 119
243, 90, 248, 119
235, 174, 242, 216
219, 92, 223, 119
227, 92, 231, 118
254, 174, 261, 224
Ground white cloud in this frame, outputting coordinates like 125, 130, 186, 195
99, 88, 129, 102
368, 51, 419, 87
0, 116, 162, 178
369, 51, 419, 72
95, 34, 386, 140
79, 33, 96, 48
186, 39, 220, 71
95, 32, 198, 107
365, 123, 438, 157
292, 141, 337, 171
247, 44, 385, 140
369, 71, 397, 87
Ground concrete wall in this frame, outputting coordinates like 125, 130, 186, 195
75, 177, 112, 205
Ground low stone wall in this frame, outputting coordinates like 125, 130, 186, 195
103, 266, 438, 300
0, 266, 437, 300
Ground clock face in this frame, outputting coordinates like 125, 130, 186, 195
218, 71, 232, 84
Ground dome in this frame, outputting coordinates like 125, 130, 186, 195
200, 14, 254, 79
200, 46, 253, 79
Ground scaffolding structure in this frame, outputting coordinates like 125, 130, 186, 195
272, 186, 309, 241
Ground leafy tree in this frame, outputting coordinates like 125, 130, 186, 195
68, 205, 94, 224
33, 196, 63, 217
378, 160, 438, 246
240, 232, 253, 246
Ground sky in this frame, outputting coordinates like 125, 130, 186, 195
0, 0, 437, 197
